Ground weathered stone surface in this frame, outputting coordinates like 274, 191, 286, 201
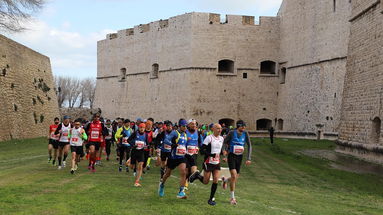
0, 35, 59, 141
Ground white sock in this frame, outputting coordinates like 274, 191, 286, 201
230, 191, 235, 199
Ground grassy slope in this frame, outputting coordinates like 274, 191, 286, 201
0, 137, 382, 215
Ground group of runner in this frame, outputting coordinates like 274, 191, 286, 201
47, 114, 252, 206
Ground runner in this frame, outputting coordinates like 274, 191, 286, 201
115, 119, 133, 172
156, 121, 178, 180
143, 120, 154, 172
158, 119, 188, 199
222, 120, 252, 205
114, 118, 124, 160
54, 116, 71, 169
127, 123, 148, 187
185, 119, 202, 186
84, 113, 108, 173
69, 119, 87, 174
48, 117, 60, 165
189, 123, 224, 206
104, 119, 114, 161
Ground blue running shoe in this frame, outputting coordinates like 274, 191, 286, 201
176, 191, 187, 199
158, 183, 165, 197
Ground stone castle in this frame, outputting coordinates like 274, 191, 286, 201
95, 0, 383, 162
0, 35, 59, 141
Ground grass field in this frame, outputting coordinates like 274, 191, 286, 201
1, 137, 383, 215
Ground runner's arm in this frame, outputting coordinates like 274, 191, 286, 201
54, 124, 62, 135
245, 131, 252, 161
223, 131, 233, 152
82, 129, 88, 140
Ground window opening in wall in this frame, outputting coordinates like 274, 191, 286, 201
333, 0, 336, 12
120, 68, 126, 81
280, 67, 286, 84
260, 61, 276, 74
277, 119, 284, 130
371, 117, 381, 143
218, 60, 234, 73
152, 63, 159, 78
218, 118, 235, 127
256, 118, 272, 130
243, 73, 247, 79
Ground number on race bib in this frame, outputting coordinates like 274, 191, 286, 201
71, 137, 79, 143
208, 154, 220, 165
91, 131, 99, 139
176, 145, 186, 156
187, 146, 198, 155
135, 141, 145, 150
233, 145, 244, 155
164, 144, 172, 150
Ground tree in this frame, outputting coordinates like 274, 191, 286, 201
54, 76, 70, 108
82, 78, 96, 109
0, 0, 45, 32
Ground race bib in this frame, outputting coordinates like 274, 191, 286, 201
50, 133, 58, 140
122, 137, 130, 146
91, 131, 99, 139
233, 145, 244, 155
176, 145, 186, 156
135, 141, 145, 150
62, 132, 68, 136
164, 144, 172, 150
71, 137, 79, 143
208, 154, 220, 165
187, 146, 199, 155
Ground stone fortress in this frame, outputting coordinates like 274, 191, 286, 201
0, 35, 59, 142
95, 0, 383, 163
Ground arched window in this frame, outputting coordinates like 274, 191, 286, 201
218, 118, 235, 127
256, 118, 272, 130
120, 68, 126, 82
218, 60, 234, 73
152, 63, 159, 78
371, 117, 381, 143
280, 67, 286, 84
260, 61, 276, 74
277, 119, 284, 130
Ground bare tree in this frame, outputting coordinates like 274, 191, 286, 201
54, 76, 70, 108
0, 0, 45, 32
82, 78, 96, 109
67, 77, 81, 108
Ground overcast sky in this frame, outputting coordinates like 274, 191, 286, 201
5, 0, 282, 79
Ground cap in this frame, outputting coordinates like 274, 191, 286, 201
188, 119, 196, 124
63, 115, 71, 120
179, 119, 188, 127
236, 120, 246, 128
136, 118, 142, 122
165, 121, 173, 126
209, 123, 214, 129
139, 123, 146, 128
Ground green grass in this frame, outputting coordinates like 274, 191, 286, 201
0, 137, 383, 215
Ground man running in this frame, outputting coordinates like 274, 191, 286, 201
48, 117, 60, 165
69, 119, 87, 174
189, 123, 224, 206
127, 123, 148, 187
157, 121, 178, 180
84, 113, 108, 172
185, 119, 202, 185
54, 116, 71, 169
104, 119, 114, 161
143, 120, 153, 172
158, 119, 188, 199
115, 119, 133, 172
222, 120, 252, 205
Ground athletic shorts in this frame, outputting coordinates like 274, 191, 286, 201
58, 141, 69, 148
49, 139, 59, 149
202, 162, 221, 172
167, 158, 186, 170
70, 145, 83, 154
88, 141, 101, 151
160, 151, 171, 161
131, 149, 145, 164
100, 141, 106, 148
228, 153, 243, 174
185, 154, 198, 168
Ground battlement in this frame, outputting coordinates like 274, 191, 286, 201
104, 12, 279, 40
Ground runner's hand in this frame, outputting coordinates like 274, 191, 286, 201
223, 157, 227, 163
223, 150, 228, 156
245, 160, 251, 166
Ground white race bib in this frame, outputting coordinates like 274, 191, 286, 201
122, 137, 129, 145
187, 146, 199, 155
208, 154, 220, 165
164, 144, 172, 150
135, 141, 145, 150
233, 145, 244, 155
91, 131, 99, 139
176, 145, 186, 156
71, 137, 79, 144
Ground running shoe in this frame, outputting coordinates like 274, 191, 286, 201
63, 161, 66, 167
58, 165, 62, 170
176, 191, 187, 199
208, 198, 216, 206
146, 165, 150, 171
48, 158, 51, 163
222, 177, 227, 190
70, 169, 74, 174
134, 182, 141, 187
52, 160, 56, 166
119, 165, 122, 172
91, 165, 96, 173
230, 198, 237, 205
188, 171, 200, 183
158, 183, 165, 197
88, 165, 92, 170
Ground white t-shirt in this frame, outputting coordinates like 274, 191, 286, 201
203, 134, 223, 164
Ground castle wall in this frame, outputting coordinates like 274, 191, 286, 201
337, 0, 383, 163
95, 12, 281, 129
0, 35, 59, 141
276, 0, 351, 134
